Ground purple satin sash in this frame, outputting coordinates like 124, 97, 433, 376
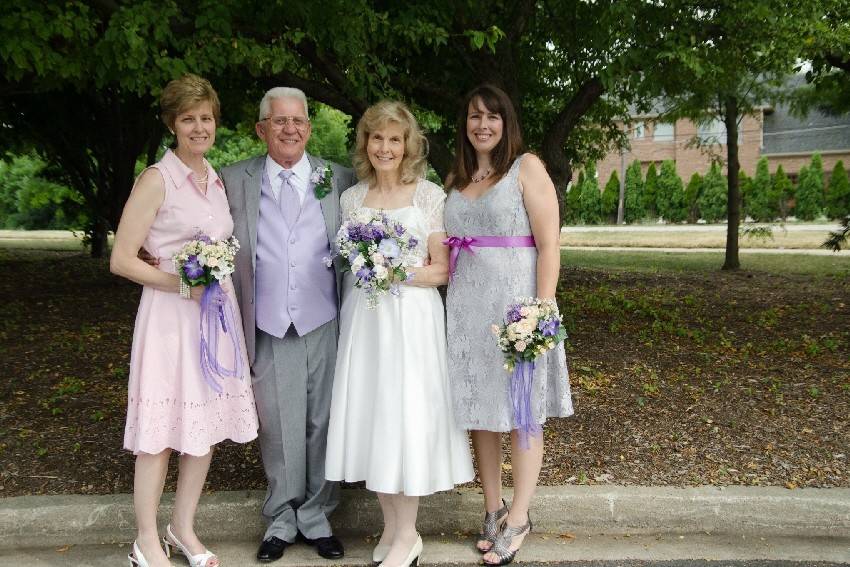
443, 235, 536, 280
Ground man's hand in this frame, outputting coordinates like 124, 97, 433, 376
138, 247, 159, 267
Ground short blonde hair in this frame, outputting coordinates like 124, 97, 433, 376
160, 74, 221, 130
352, 100, 428, 185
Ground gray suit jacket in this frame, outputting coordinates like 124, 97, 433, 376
221, 153, 357, 364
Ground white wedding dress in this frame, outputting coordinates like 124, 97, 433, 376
325, 179, 474, 496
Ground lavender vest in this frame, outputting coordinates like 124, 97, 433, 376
255, 172, 337, 337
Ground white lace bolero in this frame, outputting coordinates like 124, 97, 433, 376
340, 179, 447, 236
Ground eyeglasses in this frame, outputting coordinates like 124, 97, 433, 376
261, 115, 310, 130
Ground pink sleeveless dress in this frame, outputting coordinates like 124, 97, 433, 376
123, 150, 259, 456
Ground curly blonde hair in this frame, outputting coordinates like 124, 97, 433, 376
160, 74, 221, 131
352, 100, 428, 185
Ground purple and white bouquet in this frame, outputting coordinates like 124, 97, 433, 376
173, 233, 240, 288
173, 233, 242, 392
493, 297, 567, 447
332, 210, 417, 308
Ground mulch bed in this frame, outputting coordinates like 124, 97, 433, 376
0, 249, 847, 496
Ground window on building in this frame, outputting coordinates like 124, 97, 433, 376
653, 122, 674, 142
633, 121, 645, 139
697, 118, 727, 145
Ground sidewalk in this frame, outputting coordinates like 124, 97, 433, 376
2, 486, 849, 564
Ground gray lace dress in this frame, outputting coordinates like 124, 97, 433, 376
444, 155, 573, 432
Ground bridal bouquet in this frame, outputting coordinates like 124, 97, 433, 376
173, 233, 243, 392
332, 211, 417, 308
493, 297, 567, 447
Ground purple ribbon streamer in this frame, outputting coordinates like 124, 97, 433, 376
199, 280, 243, 393
511, 359, 542, 450
443, 235, 536, 280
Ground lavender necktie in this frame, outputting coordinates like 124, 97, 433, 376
279, 169, 301, 228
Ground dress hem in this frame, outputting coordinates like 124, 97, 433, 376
325, 474, 475, 497
124, 430, 258, 457
456, 410, 575, 432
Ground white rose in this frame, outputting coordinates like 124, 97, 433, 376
371, 252, 386, 265
351, 255, 366, 270
515, 340, 527, 352
373, 265, 388, 280
206, 256, 219, 267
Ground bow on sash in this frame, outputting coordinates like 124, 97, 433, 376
443, 235, 537, 280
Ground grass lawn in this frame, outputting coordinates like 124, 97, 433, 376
562, 249, 850, 276
560, 226, 835, 249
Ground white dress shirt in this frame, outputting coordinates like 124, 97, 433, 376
265, 153, 312, 206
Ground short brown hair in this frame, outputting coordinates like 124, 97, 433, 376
352, 100, 428, 185
160, 74, 221, 131
448, 84, 524, 190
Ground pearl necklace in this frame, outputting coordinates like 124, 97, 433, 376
471, 168, 492, 183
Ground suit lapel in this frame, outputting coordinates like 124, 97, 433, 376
307, 153, 337, 246
244, 156, 264, 271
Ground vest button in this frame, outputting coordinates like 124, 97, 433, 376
290, 261, 296, 267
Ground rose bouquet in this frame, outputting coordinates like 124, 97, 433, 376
332, 210, 417, 308
173, 233, 243, 392
493, 297, 567, 447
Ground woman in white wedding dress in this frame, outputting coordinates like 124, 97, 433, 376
325, 101, 473, 567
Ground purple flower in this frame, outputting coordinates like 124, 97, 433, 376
539, 318, 559, 337
183, 255, 204, 279
193, 232, 212, 244
407, 236, 418, 249
356, 267, 374, 281
394, 223, 406, 237
506, 305, 523, 323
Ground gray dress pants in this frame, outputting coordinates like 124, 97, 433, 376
251, 321, 340, 542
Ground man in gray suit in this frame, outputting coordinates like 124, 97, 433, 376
221, 87, 355, 563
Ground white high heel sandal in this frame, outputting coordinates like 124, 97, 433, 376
162, 524, 218, 567
128, 541, 149, 567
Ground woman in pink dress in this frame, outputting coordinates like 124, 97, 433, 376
110, 74, 258, 567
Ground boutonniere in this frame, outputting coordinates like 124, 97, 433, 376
311, 164, 333, 199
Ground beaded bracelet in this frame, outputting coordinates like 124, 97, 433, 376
179, 277, 192, 299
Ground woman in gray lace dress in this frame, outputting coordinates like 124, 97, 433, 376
444, 84, 573, 566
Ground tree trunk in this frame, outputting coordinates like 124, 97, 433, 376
88, 217, 109, 258
722, 96, 741, 270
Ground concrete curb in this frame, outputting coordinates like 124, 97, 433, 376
2, 486, 849, 549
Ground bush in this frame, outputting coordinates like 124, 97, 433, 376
795, 154, 825, 221
774, 165, 793, 221
0, 153, 87, 230
642, 162, 658, 217
684, 172, 702, 224
655, 160, 686, 222
746, 157, 779, 222
698, 162, 727, 223
578, 163, 603, 224
601, 170, 620, 223
825, 160, 850, 220
623, 160, 645, 223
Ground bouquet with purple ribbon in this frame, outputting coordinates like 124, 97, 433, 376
493, 297, 567, 448
173, 233, 243, 392
331, 210, 416, 308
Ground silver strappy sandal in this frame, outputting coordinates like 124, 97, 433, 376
482, 516, 533, 566
476, 498, 509, 553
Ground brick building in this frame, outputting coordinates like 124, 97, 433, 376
590, 93, 850, 187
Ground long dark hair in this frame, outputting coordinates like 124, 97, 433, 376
448, 84, 524, 190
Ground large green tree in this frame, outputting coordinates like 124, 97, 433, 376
652, 0, 815, 269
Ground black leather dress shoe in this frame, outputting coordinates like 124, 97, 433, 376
257, 536, 292, 563
300, 533, 345, 559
